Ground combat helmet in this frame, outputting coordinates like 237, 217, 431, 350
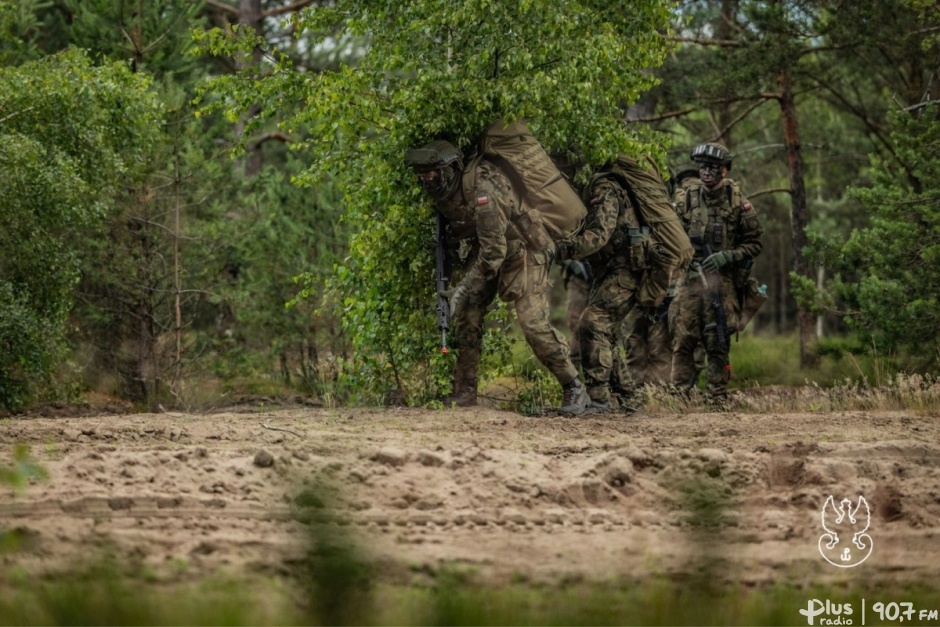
405, 140, 464, 201
669, 165, 700, 195
690, 142, 732, 171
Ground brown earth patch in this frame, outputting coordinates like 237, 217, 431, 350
2, 406, 940, 588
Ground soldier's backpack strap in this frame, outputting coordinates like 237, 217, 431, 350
460, 154, 484, 205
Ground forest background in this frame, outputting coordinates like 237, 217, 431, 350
2, 0, 939, 414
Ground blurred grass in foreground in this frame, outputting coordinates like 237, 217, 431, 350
3, 568, 940, 626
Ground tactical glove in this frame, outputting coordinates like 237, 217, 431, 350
701, 250, 735, 274
449, 284, 468, 317
562, 260, 590, 289
449, 266, 482, 315
561, 259, 591, 289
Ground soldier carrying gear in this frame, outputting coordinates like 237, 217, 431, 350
669, 140, 763, 403
405, 140, 465, 202
690, 142, 732, 190
406, 133, 592, 416
553, 155, 692, 413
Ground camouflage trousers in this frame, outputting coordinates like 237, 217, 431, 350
453, 253, 577, 389
669, 270, 737, 396
578, 266, 638, 403
623, 305, 671, 387
565, 275, 590, 373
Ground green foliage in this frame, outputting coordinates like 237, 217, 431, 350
0, 0, 55, 64
2, 559, 940, 626
196, 0, 676, 403
0, 444, 47, 490
804, 105, 940, 361
0, 49, 162, 409
729, 332, 907, 388
219, 161, 350, 398
60, 0, 206, 80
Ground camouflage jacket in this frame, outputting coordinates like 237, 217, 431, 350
567, 176, 631, 265
435, 158, 527, 281
673, 178, 763, 273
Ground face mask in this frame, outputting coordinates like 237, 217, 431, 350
417, 169, 441, 193
416, 165, 459, 201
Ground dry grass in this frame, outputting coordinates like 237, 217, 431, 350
638, 372, 940, 414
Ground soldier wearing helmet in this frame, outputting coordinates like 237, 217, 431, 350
406, 139, 591, 415
668, 141, 763, 403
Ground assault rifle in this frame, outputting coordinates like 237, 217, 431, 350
694, 237, 730, 353
435, 211, 450, 354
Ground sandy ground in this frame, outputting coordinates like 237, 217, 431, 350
2, 403, 939, 589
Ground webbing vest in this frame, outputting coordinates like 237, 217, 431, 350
681, 180, 742, 257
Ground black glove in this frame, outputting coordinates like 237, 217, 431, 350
562, 260, 590, 289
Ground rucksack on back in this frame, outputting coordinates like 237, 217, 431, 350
605, 155, 695, 307
608, 155, 678, 226
478, 118, 586, 241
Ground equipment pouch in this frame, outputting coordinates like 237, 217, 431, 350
512, 208, 554, 254
711, 222, 724, 246
689, 233, 707, 260
637, 263, 670, 308
627, 226, 650, 271
733, 258, 753, 289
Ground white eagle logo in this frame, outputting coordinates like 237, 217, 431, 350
818, 495, 873, 568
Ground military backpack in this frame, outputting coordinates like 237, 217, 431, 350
463, 118, 587, 252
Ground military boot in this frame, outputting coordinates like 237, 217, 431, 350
558, 378, 591, 415
587, 390, 623, 414
704, 389, 730, 411
611, 388, 642, 414
444, 378, 478, 407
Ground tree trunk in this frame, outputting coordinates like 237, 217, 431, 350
816, 265, 825, 338
239, 0, 263, 177
172, 153, 183, 405
777, 69, 817, 367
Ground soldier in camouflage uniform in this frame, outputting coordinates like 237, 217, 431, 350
555, 157, 692, 412
669, 143, 763, 400
564, 256, 637, 398
553, 152, 631, 392
406, 140, 591, 415
561, 260, 591, 373
622, 302, 672, 388
618, 166, 699, 390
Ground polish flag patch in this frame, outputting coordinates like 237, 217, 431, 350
475, 196, 489, 206
743, 202, 753, 211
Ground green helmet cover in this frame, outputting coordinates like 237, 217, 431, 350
405, 140, 463, 172
690, 142, 732, 169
